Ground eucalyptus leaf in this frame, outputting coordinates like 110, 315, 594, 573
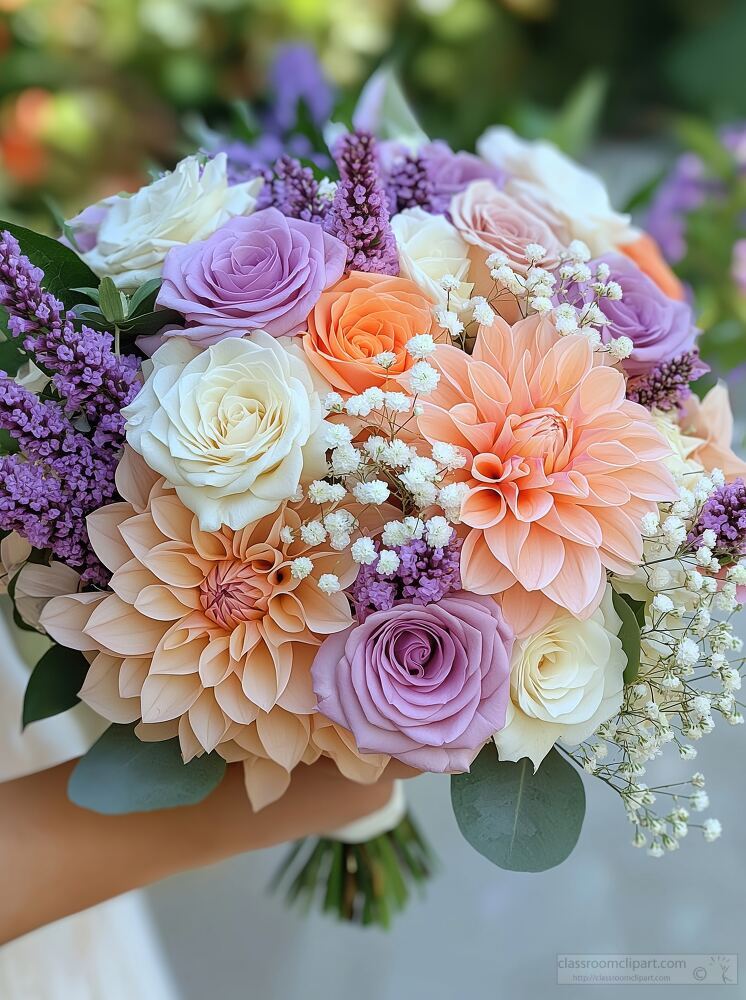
451, 744, 585, 872
68, 723, 226, 815
22, 644, 88, 728
0, 220, 98, 310
612, 589, 643, 684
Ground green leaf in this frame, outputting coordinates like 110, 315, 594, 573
547, 70, 607, 157
127, 278, 162, 317
97, 276, 127, 324
0, 220, 98, 311
68, 723, 226, 814
612, 589, 643, 684
0, 335, 26, 377
451, 744, 585, 872
22, 644, 89, 727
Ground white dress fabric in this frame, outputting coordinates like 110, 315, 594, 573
0, 600, 180, 1000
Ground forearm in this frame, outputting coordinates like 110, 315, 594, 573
0, 758, 396, 943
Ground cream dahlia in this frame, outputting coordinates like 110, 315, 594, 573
40, 449, 385, 809
417, 315, 678, 617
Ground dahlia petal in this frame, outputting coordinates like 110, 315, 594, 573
256, 709, 310, 772
214, 673, 259, 725
140, 672, 202, 723
460, 529, 516, 595
87, 503, 136, 572
243, 756, 291, 811
86, 594, 167, 656
188, 690, 230, 753
80, 652, 140, 724
41, 592, 107, 651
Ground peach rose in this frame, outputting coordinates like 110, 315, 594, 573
450, 179, 564, 282
621, 233, 686, 302
302, 271, 437, 396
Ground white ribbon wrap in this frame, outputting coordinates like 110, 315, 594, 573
325, 780, 407, 844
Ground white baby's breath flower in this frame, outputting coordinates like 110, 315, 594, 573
425, 516, 453, 548
703, 818, 722, 842
470, 296, 495, 325
290, 556, 313, 580
300, 521, 327, 546
405, 334, 436, 359
381, 440, 413, 468
330, 444, 362, 475
324, 423, 353, 448
374, 351, 397, 369
318, 573, 341, 594
384, 392, 411, 413
376, 549, 400, 575
438, 481, 469, 520
351, 536, 377, 565
409, 361, 440, 394
431, 441, 466, 470
609, 336, 634, 360
353, 480, 390, 505
308, 480, 346, 504
321, 391, 344, 413
279, 526, 295, 544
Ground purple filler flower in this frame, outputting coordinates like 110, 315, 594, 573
352, 533, 462, 617
312, 592, 513, 772
689, 479, 746, 562
156, 207, 346, 343
588, 253, 699, 377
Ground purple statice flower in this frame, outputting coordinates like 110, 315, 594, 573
0, 231, 139, 440
267, 155, 330, 224
688, 479, 746, 562
0, 231, 140, 582
386, 154, 434, 214
351, 532, 462, 619
626, 350, 708, 412
325, 130, 399, 275
0, 383, 117, 585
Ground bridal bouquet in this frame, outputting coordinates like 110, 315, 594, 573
2, 67, 744, 927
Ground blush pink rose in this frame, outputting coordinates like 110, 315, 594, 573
449, 180, 564, 290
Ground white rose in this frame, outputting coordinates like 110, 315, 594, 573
123, 333, 328, 531
476, 126, 635, 255
391, 207, 473, 311
495, 586, 626, 769
80, 154, 263, 290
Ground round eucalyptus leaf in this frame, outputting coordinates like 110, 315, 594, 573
68, 723, 226, 815
451, 744, 585, 872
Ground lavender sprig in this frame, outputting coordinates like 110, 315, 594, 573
325, 131, 399, 275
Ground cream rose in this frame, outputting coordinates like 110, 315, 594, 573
79, 154, 263, 290
123, 333, 328, 531
495, 586, 626, 769
476, 126, 635, 255
390, 207, 472, 311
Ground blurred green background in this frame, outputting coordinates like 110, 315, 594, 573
2, 0, 746, 370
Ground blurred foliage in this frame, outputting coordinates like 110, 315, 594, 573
2, 0, 746, 224
638, 118, 746, 376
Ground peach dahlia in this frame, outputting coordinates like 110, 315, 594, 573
41, 449, 388, 809
417, 315, 678, 618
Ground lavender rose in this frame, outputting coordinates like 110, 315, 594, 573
312, 593, 513, 772
156, 207, 346, 343
592, 253, 699, 377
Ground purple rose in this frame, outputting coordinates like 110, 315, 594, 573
311, 593, 513, 772
421, 141, 506, 214
590, 253, 699, 377
156, 207, 346, 343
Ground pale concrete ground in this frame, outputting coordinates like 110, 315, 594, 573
144, 147, 746, 1000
